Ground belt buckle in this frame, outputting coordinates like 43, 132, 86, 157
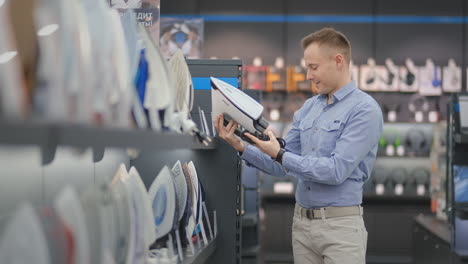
306, 209, 314, 219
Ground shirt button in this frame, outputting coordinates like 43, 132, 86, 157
312, 147, 315, 151
307, 187, 311, 191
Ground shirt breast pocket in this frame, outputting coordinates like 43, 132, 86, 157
299, 122, 315, 148
318, 121, 343, 153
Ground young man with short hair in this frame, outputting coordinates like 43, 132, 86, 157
215, 27, 383, 264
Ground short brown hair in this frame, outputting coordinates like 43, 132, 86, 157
301, 27, 351, 63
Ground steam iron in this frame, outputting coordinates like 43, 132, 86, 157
211, 77, 285, 147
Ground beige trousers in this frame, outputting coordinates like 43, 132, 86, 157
292, 204, 368, 264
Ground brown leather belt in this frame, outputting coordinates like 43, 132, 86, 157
297, 204, 363, 220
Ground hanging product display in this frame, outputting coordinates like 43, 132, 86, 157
167, 49, 199, 134
80, 185, 117, 264
244, 57, 267, 91
372, 166, 389, 195
399, 58, 419, 92
266, 57, 287, 92
128, 166, 157, 247
359, 58, 384, 91
37, 207, 74, 264
286, 58, 317, 93
187, 161, 202, 225
391, 168, 407, 196
58, 0, 94, 124
382, 58, 399, 92
120, 10, 141, 85
109, 9, 134, 128
170, 160, 191, 260
171, 161, 189, 225
404, 127, 430, 157
80, 0, 114, 125
408, 93, 430, 123
0, 204, 50, 264
8, 0, 38, 103
182, 162, 197, 237
79, 187, 104, 264
0, 0, 29, 120
54, 187, 91, 264
139, 23, 175, 131
134, 48, 151, 127
33, 0, 66, 121
379, 128, 404, 157
410, 168, 430, 196
378, 92, 403, 123
169, 50, 193, 115
148, 166, 178, 240
120, 10, 148, 129
110, 164, 135, 264
442, 59, 462, 92
419, 59, 442, 96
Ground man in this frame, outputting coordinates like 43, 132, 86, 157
214, 27, 383, 264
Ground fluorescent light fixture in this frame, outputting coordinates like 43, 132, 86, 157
37, 24, 59, 37
0, 51, 17, 64
0, 0, 5, 7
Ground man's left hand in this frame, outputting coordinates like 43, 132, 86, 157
244, 130, 281, 159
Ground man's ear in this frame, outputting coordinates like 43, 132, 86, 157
335, 53, 345, 69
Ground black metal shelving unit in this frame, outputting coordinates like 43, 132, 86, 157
0, 59, 244, 264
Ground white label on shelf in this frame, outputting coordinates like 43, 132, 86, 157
395, 184, 404, 196
428, 111, 438, 123
417, 185, 426, 196
397, 145, 405, 156
376, 184, 385, 195
415, 111, 424, 122
388, 111, 397, 122
386, 145, 395, 156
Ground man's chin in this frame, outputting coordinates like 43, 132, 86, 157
316, 88, 326, 95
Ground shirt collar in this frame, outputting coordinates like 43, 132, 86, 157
333, 80, 356, 101
319, 80, 356, 104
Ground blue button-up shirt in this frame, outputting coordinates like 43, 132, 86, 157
241, 80, 383, 208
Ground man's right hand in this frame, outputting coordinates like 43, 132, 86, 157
214, 114, 245, 153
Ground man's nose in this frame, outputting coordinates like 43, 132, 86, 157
307, 70, 314, 81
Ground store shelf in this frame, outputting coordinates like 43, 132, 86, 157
414, 214, 451, 244
56, 123, 216, 150
0, 119, 216, 164
454, 249, 468, 260
454, 133, 468, 144
0, 119, 51, 146
376, 154, 431, 158
182, 236, 217, 264
363, 195, 431, 204
242, 213, 258, 227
